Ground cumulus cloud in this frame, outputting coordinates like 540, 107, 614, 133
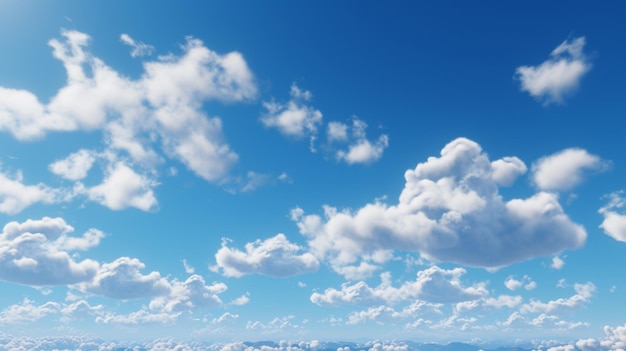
332, 117, 389, 165
520, 282, 595, 315
0, 298, 59, 324
532, 148, 606, 191
149, 274, 226, 313
120, 33, 154, 57
49, 149, 97, 181
0, 168, 67, 214
80, 160, 158, 211
293, 137, 586, 272
504, 275, 537, 291
311, 267, 487, 306
0, 29, 257, 207
261, 84, 323, 144
515, 37, 591, 104
213, 234, 319, 277
79, 257, 171, 299
0, 217, 100, 286
599, 191, 626, 242
551, 256, 565, 270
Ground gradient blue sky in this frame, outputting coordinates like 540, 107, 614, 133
0, 0, 625, 345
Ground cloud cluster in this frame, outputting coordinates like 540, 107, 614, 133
0, 29, 257, 213
293, 137, 586, 274
262, 84, 389, 164
516, 37, 591, 104
213, 234, 319, 277
311, 266, 487, 306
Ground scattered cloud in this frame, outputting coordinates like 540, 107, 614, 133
311, 267, 487, 306
0, 168, 67, 214
520, 282, 595, 315
292, 137, 586, 272
261, 84, 323, 146
0, 29, 258, 213
120, 33, 154, 57
213, 234, 319, 277
183, 259, 195, 274
332, 117, 389, 165
49, 149, 97, 181
532, 148, 607, 191
504, 275, 537, 291
599, 191, 626, 242
515, 37, 591, 104
551, 256, 565, 270
149, 274, 226, 313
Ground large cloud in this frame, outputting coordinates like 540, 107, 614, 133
311, 266, 487, 306
293, 137, 586, 272
515, 37, 591, 104
213, 234, 319, 277
532, 148, 606, 191
0, 29, 257, 213
0, 217, 100, 286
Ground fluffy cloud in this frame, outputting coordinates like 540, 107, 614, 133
80, 161, 158, 211
213, 234, 319, 277
598, 191, 626, 242
293, 137, 586, 272
0, 217, 100, 286
521, 282, 595, 314
261, 84, 323, 141
504, 275, 537, 291
0, 29, 257, 207
48, 149, 97, 181
0, 298, 59, 324
149, 274, 226, 313
515, 37, 591, 104
311, 266, 487, 306
80, 257, 171, 299
532, 148, 606, 191
0, 168, 66, 214
332, 117, 389, 165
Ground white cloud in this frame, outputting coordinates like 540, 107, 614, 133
504, 275, 537, 291
261, 83, 323, 141
0, 217, 100, 286
0, 29, 257, 195
0, 298, 59, 324
599, 191, 626, 242
551, 256, 565, 270
532, 148, 606, 191
311, 266, 487, 306
333, 117, 389, 165
456, 294, 522, 314
81, 161, 158, 211
213, 234, 319, 277
515, 37, 591, 104
96, 309, 179, 325
182, 259, 195, 274
120, 33, 154, 57
80, 257, 171, 299
149, 274, 226, 313
521, 282, 595, 314
49, 149, 97, 181
293, 137, 586, 271
0, 168, 66, 214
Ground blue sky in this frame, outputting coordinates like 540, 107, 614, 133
0, 0, 626, 347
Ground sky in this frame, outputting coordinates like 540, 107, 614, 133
0, 0, 626, 347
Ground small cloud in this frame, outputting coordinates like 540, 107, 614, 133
515, 37, 591, 104
120, 33, 154, 57
297, 281, 307, 288
599, 191, 626, 242
551, 256, 565, 270
332, 117, 389, 165
182, 259, 195, 274
532, 148, 607, 191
